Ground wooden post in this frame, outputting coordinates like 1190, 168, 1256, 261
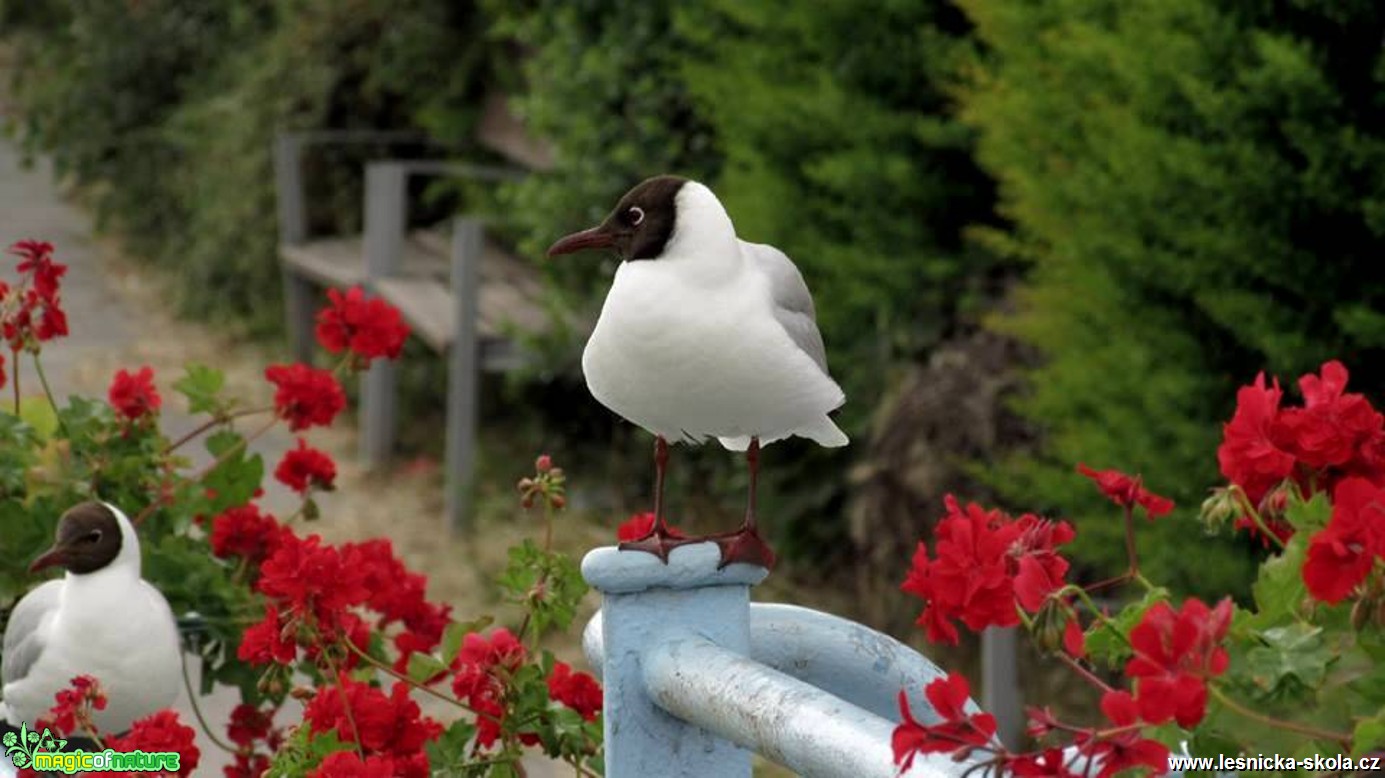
274, 132, 315, 365
445, 217, 483, 533
359, 162, 407, 469
981, 626, 1023, 749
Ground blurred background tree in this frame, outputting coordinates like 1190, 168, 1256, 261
4, 0, 1383, 624
958, 0, 1385, 596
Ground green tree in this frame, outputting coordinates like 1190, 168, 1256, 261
958, 0, 1385, 595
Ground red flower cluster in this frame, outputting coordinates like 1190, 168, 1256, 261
1123, 598, 1232, 728
304, 677, 441, 776
616, 511, 685, 541
1303, 477, 1385, 603
226, 703, 275, 750
1, 240, 69, 389
210, 504, 289, 567
255, 533, 370, 640
311, 751, 405, 778
1081, 691, 1172, 777
108, 365, 162, 422
548, 661, 603, 722
451, 628, 528, 749
901, 496, 1076, 644
1219, 362, 1385, 521
274, 438, 337, 494
264, 363, 346, 431
105, 710, 201, 777
1076, 464, 1174, 520
315, 286, 411, 363
343, 538, 453, 671
892, 673, 997, 773
41, 675, 106, 736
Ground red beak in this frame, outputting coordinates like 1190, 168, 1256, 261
29, 545, 67, 574
547, 226, 615, 257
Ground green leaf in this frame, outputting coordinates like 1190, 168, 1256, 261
406, 652, 449, 684
1283, 489, 1332, 534
173, 363, 226, 415
1353, 712, 1385, 758
1243, 623, 1330, 698
426, 719, 477, 771
1083, 587, 1170, 669
1250, 530, 1309, 629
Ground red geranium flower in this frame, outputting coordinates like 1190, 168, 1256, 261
1278, 361, 1384, 472
108, 365, 162, 421
257, 534, 370, 634
315, 286, 411, 362
237, 605, 298, 666
451, 628, 527, 749
891, 673, 996, 772
106, 710, 201, 777
227, 704, 273, 748
616, 512, 685, 541
1217, 372, 1295, 507
1302, 477, 1385, 603
264, 363, 346, 431
548, 661, 603, 721
210, 504, 289, 566
1123, 598, 1232, 728
304, 677, 442, 759
9, 239, 67, 302
1076, 464, 1174, 520
274, 438, 337, 494
225, 753, 271, 778
310, 752, 399, 778
1081, 691, 1171, 778
41, 675, 107, 736
901, 496, 1074, 644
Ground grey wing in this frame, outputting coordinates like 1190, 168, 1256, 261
743, 241, 830, 374
2, 580, 60, 687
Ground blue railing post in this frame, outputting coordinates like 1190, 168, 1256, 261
582, 543, 769, 778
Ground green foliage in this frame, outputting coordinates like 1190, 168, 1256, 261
958, 0, 1385, 596
2, 0, 497, 333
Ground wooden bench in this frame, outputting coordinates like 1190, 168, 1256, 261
273, 131, 541, 530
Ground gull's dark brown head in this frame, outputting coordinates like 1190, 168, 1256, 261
29, 501, 124, 575
547, 175, 688, 262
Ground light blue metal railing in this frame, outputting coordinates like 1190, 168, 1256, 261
580, 543, 988, 778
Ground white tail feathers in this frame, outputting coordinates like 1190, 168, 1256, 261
717, 415, 848, 451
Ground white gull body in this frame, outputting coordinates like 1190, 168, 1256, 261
581, 182, 848, 450
0, 503, 181, 735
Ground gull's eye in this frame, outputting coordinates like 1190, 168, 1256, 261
84, 530, 102, 544
627, 206, 645, 226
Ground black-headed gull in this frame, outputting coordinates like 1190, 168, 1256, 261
1, 502, 181, 738
548, 175, 848, 569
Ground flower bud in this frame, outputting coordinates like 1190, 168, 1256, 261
535, 454, 553, 473
289, 685, 315, 701
1199, 487, 1238, 533
1031, 598, 1068, 654
549, 494, 567, 510
520, 494, 534, 509
517, 477, 535, 492
1352, 596, 1373, 632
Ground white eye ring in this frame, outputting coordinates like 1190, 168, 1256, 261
628, 206, 645, 226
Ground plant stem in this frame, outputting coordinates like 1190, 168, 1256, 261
1231, 488, 1288, 551
11, 347, 19, 415
164, 406, 273, 454
1121, 504, 1140, 579
180, 651, 237, 754
30, 353, 69, 436
321, 648, 366, 760
343, 638, 501, 724
1209, 685, 1350, 746
136, 416, 280, 526
1053, 651, 1115, 694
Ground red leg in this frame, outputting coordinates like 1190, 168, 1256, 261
711, 437, 776, 570
619, 436, 701, 562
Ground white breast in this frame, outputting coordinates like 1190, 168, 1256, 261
582, 256, 844, 445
